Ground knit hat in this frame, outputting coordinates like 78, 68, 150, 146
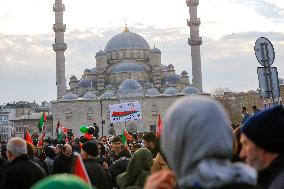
31, 174, 91, 189
82, 141, 98, 157
241, 105, 284, 153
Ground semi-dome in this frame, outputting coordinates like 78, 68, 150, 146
161, 75, 181, 84
77, 79, 96, 88
182, 86, 200, 95
111, 60, 146, 73
163, 87, 178, 96
104, 30, 150, 52
117, 79, 144, 98
101, 91, 116, 99
146, 88, 160, 97
62, 92, 79, 100
83, 92, 97, 100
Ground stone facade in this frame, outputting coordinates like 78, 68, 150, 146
0, 108, 14, 141
52, 95, 182, 137
10, 113, 53, 139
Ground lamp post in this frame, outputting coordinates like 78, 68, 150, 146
99, 98, 105, 137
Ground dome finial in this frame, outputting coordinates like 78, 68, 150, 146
123, 19, 129, 32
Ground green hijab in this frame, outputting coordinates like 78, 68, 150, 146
116, 148, 153, 189
31, 174, 93, 189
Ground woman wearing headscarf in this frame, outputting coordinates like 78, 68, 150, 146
159, 96, 258, 189
116, 148, 153, 189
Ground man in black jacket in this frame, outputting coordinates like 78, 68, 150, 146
107, 136, 131, 166
1, 137, 46, 189
81, 141, 110, 189
51, 143, 73, 174
241, 105, 284, 189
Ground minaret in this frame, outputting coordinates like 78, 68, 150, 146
53, 0, 67, 100
186, 0, 203, 92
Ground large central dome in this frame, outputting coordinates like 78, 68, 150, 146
104, 28, 150, 52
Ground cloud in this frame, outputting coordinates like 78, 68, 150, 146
1, 26, 284, 104
232, 0, 284, 20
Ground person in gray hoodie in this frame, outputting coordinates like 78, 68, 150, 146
159, 96, 258, 189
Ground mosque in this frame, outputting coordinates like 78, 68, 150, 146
51, 0, 202, 136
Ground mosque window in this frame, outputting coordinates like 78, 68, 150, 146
151, 105, 158, 117
87, 107, 93, 120
130, 51, 134, 58
106, 107, 110, 120
66, 108, 72, 120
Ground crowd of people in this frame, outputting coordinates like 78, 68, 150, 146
0, 95, 283, 189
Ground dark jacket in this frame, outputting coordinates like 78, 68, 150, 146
83, 158, 110, 189
50, 153, 73, 174
1, 155, 46, 189
109, 158, 129, 187
0, 158, 9, 184
107, 148, 131, 166
258, 154, 284, 189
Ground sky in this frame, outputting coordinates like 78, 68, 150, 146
1, 0, 284, 104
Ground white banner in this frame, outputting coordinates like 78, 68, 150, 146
109, 101, 142, 123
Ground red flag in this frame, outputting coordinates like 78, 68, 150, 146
123, 129, 132, 141
71, 152, 92, 186
37, 133, 45, 147
157, 114, 163, 137
25, 131, 33, 144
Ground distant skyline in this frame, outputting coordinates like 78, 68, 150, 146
1, 0, 284, 104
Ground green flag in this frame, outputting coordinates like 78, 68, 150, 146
38, 112, 47, 131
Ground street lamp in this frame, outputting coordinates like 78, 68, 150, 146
99, 98, 105, 137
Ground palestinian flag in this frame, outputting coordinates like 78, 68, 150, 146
25, 131, 33, 145
71, 152, 92, 187
122, 129, 130, 152
56, 121, 67, 141
38, 112, 47, 131
123, 129, 132, 141
37, 132, 45, 147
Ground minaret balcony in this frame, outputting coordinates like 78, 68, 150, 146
53, 43, 67, 51
53, 4, 65, 12
53, 24, 66, 32
187, 19, 201, 27
186, 0, 199, 6
188, 37, 202, 45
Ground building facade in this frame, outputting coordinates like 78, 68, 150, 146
0, 108, 15, 141
10, 112, 53, 139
